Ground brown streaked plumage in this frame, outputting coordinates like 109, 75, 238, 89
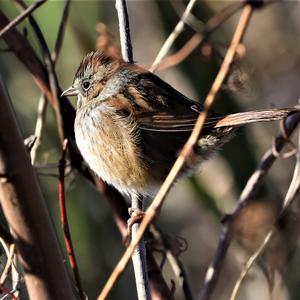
62, 51, 298, 196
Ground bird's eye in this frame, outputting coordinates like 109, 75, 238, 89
82, 81, 90, 90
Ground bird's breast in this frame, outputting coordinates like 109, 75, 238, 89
75, 102, 148, 195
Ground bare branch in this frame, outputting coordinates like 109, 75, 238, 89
115, 0, 133, 63
130, 194, 151, 300
98, 5, 253, 300
0, 0, 46, 38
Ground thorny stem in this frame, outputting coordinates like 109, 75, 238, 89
98, 5, 253, 300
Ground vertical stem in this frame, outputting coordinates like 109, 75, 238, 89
115, 0, 150, 298
131, 194, 151, 300
115, 0, 133, 63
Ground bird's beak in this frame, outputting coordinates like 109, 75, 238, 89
61, 86, 79, 97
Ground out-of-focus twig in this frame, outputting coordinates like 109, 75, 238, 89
30, 0, 71, 163
30, 95, 47, 164
98, 5, 253, 300
58, 140, 85, 300
0, 0, 46, 38
229, 127, 300, 300
199, 111, 300, 300
52, 0, 70, 63
151, 226, 194, 300
14, 0, 64, 141
150, 0, 197, 72
152, 2, 243, 72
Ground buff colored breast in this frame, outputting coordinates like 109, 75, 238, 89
75, 101, 148, 195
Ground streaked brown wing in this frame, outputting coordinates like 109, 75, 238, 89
137, 111, 223, 132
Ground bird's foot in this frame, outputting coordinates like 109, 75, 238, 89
127, 207, 145, 235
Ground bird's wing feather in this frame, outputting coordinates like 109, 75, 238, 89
136, 111, 223, 132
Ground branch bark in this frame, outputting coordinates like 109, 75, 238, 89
0, 78, 74, 299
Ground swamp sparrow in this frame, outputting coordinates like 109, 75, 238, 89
62, 51, 297, 197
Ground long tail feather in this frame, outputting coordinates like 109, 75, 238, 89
214, 107, 299, 128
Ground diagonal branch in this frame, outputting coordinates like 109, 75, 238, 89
0, 0, 46, 38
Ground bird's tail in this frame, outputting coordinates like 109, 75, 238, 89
214, 107, 299, 128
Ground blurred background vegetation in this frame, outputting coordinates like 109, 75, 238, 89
1, 1, 300, 299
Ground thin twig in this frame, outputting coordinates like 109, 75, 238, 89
115, 0, 133, 63
98, 5, 253, 300
58, 139, 85, 300
52, 0, 71, 63
199, 111, 300, 300
30, 95, 47, 164
150, 0, 197, 72
229, 128, 300, 300
0, 0, 46, 38
0, 243, 16, 285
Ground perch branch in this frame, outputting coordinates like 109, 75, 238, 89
116, 1, 150, 299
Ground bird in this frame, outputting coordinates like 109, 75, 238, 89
62, 50, 297, 198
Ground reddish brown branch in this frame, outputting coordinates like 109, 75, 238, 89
58, 140, 85, 300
